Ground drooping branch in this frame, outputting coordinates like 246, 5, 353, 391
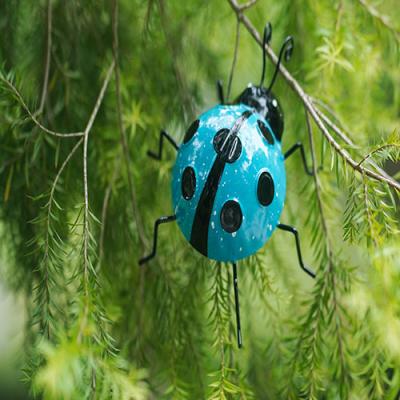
82, 60, 115, 272
357, 143, 400, 167
78, 60, 115, 342
238, 0, 258, 11
0, 74, 84, 137
312, 102, 396, 183
227, 0, 400, 192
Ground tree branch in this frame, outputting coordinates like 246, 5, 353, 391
238, 0, 258, 11
0, 75, 84, 137
357, 143, 400, 167
312, 102, 396, 183
226, 0, 400, 192
79, 60, 115, 342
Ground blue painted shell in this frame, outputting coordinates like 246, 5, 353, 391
171, 104, 286, 262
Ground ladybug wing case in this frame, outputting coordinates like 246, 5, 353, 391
171, 104, 286, 262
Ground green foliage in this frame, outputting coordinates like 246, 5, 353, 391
0, 0, 399, 399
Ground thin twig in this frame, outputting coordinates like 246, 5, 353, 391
226, 17, 240, 102
38, 0, 52, 115
112, 0, 148, 249
78, 61, 115, 342
0, 76, 84, 137
313, 105, 397, 182
357, 143, 400, 167
311, 98, 354, 146
227, 0, 400, 192
312, 104, 394, 180
238, 0, 258, 11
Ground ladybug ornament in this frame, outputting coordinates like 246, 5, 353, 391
139, 22, 315, 348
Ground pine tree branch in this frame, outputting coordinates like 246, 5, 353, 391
237, 0, 258, 11
79, 60, 115, 343
312, 103, 396, 183
311, 98, 354, 146
0, 75, 84, 137
226, 0, 400, 193
112, 0, 148, 250
357, 144, 400, 167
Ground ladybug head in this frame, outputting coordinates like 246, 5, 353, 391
234, 23, 293, 142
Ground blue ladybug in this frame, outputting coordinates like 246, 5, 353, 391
139, 23, 315, 348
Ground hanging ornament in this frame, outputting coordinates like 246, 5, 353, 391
139, 22, 315, 348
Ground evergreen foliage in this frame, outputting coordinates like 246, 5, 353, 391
0, 0, 399, 398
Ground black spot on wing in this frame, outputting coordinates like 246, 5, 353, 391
213, 129, 242, 163
257, 120, 275, 145
181, 167, 196, 200
183, 119, 200, 144
257, 171, 274, 206
220, 200, 243, 233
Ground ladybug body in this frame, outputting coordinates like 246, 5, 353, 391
172, 104, 286, 262
140, 22, 315, 348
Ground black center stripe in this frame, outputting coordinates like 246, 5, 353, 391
189, 111, 252, 256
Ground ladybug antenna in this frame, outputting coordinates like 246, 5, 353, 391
259, 22, 272, 87
267, 36, 294, 93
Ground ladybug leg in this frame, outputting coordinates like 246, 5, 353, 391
284, 142, 313, 176
232, 262, 243, 348
138, 215, 177, 265
216, 80, 225, 104
147, 130, 179, 161
277, 223, 316, 278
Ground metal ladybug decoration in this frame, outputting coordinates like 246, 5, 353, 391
139, 22, 316, 348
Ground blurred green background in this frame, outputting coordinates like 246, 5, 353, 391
0, 0, 399, 399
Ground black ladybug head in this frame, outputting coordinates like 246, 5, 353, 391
234, 23, 293, 142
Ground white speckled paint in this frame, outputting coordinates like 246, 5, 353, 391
172, 104, 286, 262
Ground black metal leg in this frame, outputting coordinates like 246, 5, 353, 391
139, 215, 177, 265
217, 80, 224, 104
284, 142, 313, 176
277, 223, 316, 278
232, 262, 242, 348
147, 130, 179, 161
